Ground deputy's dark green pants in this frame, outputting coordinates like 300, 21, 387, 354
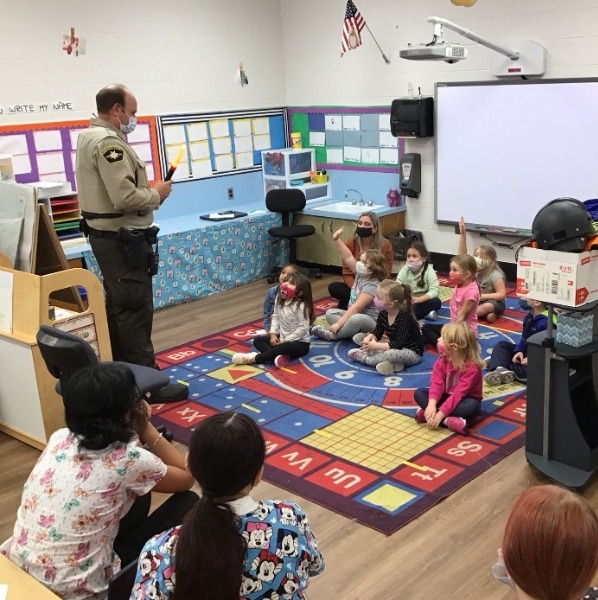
89, 234, 155, 367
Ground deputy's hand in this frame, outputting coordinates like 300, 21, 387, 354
154, 180, 173, 203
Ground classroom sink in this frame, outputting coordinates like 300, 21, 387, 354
315, 201, 386, 214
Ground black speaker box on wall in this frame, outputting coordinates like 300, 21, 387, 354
390, 97, 434, 138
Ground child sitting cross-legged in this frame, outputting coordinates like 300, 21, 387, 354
484, 297, 554, 386
349, 279, 424, 375
414, 322, 484, 435
232, 271, 313, 369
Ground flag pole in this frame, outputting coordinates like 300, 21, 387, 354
364, 23, 390, 64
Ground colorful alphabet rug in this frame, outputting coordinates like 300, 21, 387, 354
152, 286, 527, 535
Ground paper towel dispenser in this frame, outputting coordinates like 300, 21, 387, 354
391, 97, 434, 138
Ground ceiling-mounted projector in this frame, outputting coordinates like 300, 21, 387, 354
400, 42, 468, 63
399, 16, 546, 77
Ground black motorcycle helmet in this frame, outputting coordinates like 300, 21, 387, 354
532, 198, 593, 252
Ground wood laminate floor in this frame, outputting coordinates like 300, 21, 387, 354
2, 274, 598, 599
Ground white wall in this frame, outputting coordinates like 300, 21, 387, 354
0, 0, 286, 123
3, 0, 598, 261
281, 0, 598, 261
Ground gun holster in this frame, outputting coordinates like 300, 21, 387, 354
146, 226, 160, 276
79, 218, 90, 237
117, 228, 149, 270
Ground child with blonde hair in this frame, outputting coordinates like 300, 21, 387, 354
313, 227, 389, 340
414, 322, 484, 435
458, 216, 507, 323
421, 254, 479, 347
349, 279, 424, 375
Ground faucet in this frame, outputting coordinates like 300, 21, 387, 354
345, 188, 364, 206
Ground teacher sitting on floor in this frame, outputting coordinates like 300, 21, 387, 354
328, 211, 394, 310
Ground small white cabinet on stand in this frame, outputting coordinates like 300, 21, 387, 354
261, 148, 330, 201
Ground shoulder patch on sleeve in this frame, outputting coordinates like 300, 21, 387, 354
101, 146, 125, 163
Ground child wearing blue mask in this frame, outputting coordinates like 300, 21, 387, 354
233, 272, 314, 368
396, 240, 441, 321
484, 298, 554, 385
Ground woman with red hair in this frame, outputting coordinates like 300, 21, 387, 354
494, 484, 598, 599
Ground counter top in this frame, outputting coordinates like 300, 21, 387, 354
63, 199, 406, 259
299, 198, 405, 219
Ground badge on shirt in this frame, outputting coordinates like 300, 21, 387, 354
101, 146, 125, 163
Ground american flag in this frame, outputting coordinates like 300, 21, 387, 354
341, 0, 366, 56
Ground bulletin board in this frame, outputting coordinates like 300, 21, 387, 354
0, 117, 162, 191
288, 106, 404, 172
156, 108, 288, 181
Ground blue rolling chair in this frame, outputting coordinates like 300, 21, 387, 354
265, 188, 321, 283
36, 325, 175, 439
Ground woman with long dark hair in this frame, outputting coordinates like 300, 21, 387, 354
131, 412, 324, 600
1, 363, 196, 599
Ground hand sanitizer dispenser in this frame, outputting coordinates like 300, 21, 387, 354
399, 153, 421, 198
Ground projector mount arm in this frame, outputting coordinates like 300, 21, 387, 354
427, 16, 520, 60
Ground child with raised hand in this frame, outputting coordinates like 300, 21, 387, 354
348, 279, 424, 375
484, 298, 554, 386
414, 322, 484, 435
131, 412, 324, 600
328, 211, 394, 309
421, 254, 479, 348
458, 216, 507, 323
396, 240, 442, 320
262, 263, 299, 332
233, 271, 313, 368
312, 226, 388, 341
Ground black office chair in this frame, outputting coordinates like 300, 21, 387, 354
36, 325, 175, 439
108, 560, 138, 600
265, 189, 321, 283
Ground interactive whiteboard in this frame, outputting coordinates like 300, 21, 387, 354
435, 78, 598, 234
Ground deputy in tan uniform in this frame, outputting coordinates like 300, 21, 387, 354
76, 83, 187, 403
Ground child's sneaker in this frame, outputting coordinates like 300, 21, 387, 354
347, 348, 367, 362
376, 361, 403, 375
425, 310, 438, 320
352, 332, 367, 345
484, 366, 515, 386
311, 325, 335, 340
274, 354, 290, 368
232, 352, 257, 365
445, 416, 468, 435
415, 408, 426, 423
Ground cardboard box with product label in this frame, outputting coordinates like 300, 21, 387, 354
516, 246, 598, 307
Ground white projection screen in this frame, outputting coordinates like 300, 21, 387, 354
435, 78, 598, 233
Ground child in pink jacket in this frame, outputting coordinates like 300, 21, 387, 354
414, 322, 484, 435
